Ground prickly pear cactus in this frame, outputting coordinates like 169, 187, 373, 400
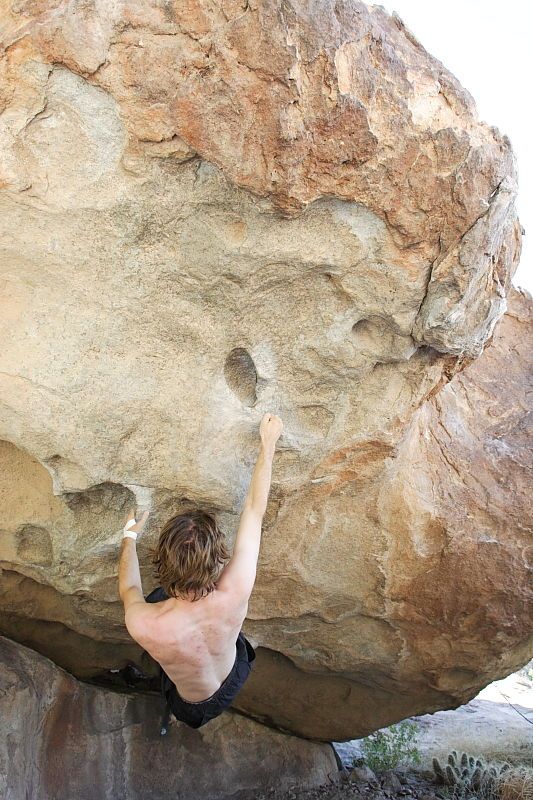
431, 750, 511, 797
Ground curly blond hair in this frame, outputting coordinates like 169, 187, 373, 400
148, 508, 231, 602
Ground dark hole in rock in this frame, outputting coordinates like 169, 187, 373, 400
88, 661, 161, 695
224, 347, 258, 406
61, 481, 134, 513
351, 318, 376, 337
16, 525, 53, 566
351, 317, 383, 353
416, 344, 443, 362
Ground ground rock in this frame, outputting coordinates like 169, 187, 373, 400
0, 635, 337, 800
380, 770, 404, 793
349, 766, 379, 786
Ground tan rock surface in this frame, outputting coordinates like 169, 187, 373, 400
0, 0, 530, 741
0, 635, 337, 800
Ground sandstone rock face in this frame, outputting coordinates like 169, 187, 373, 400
0, 0, 530, 742
0, 636, 337, 800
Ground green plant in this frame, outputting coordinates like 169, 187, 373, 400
432, 750, 513, 800
359, 719, 422, 773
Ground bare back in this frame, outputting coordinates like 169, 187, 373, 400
127, 588, 248, 702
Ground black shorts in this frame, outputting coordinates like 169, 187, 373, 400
145, 586, 256, 729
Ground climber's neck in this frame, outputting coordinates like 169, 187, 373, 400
172, 589, 217, 603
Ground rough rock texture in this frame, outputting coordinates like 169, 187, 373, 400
0, 635, 337, 800
0, 0, 530, 742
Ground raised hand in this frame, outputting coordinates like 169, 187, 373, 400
123, 508, 150, 540
259, 412, 283, 452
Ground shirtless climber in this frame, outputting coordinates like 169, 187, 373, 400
118, 412, 283, 730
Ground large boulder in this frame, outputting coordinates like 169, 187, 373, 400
238, 284, 532, 739
0, 0, 530, 741
0, 635, 337, 800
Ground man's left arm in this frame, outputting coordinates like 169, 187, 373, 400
119, 509, 150, 620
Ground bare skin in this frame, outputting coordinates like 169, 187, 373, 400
119, 412, 283, 702
127, 583, 248, 702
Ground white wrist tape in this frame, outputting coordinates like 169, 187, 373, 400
123, 518, 138, 540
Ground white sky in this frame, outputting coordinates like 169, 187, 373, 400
377, 0, 532, 293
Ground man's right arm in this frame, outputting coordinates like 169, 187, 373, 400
217, 414, 283, 600
242, 441, 275, 518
